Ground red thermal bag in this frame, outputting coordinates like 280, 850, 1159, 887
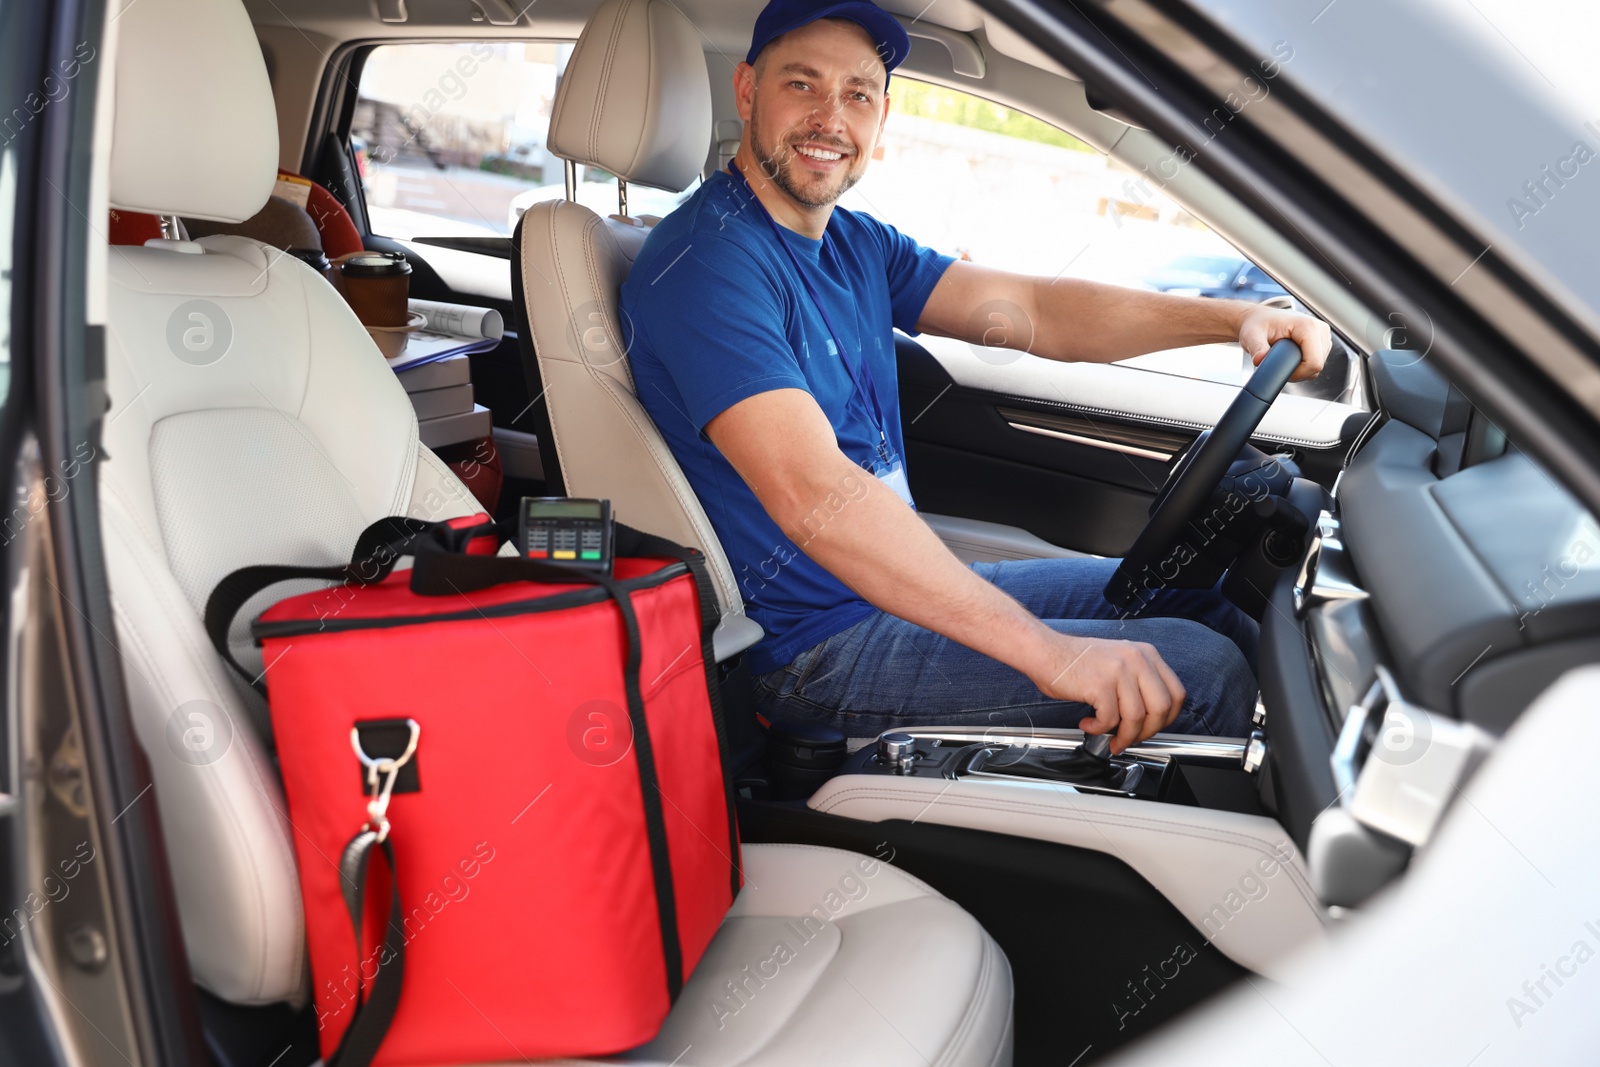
206, 515, 741, 1066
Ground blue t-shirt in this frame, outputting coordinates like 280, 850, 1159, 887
622, 169, 954, 675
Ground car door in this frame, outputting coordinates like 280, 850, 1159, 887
837, 78, 1369, 556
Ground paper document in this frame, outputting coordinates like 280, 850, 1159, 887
384, 298, 506, 373
409, 299, 504, 341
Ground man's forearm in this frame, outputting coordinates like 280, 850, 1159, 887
1029, 277, 1252, 364
770, 459, 1055, 679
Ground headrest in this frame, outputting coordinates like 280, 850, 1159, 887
110, 0, 279, 223
183, 195, 322, 250
547, 0, 713, 193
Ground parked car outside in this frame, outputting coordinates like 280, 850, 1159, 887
1141, 254, 1289, 302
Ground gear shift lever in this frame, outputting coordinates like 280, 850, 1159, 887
1079, 733, 1113, 763
981, 731, 1144, 793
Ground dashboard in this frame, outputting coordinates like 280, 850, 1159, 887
1262, 349, 1600, 852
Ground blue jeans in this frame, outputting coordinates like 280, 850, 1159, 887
752, 556, 1258, 738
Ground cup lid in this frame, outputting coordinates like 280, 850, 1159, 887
287, 246, 331, 270
339, 251, 412, 277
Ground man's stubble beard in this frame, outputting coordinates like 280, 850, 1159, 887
747, 94, 868, 209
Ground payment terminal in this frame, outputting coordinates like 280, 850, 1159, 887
518, 497, 614, 574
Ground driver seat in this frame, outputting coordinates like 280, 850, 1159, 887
516, 0, 748, 623
515, 2, 1013, 1064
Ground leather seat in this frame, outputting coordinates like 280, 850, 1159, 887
516, 0, 1087, 637
516, 0, 745, 616
517, 1, 1012, 1062
101, 0, 485, 1004
566, 844, 1013, 1067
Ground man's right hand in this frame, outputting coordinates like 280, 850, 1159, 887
1025, 632, 1186, 753
706, 388, 1189, 751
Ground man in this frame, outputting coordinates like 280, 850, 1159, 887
621, 0, 1330, 750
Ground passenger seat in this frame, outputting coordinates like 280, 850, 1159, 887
100, 0, 486, 1005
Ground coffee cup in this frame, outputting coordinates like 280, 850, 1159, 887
338, 251, 412, 327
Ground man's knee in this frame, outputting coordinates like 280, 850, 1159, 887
1140, 619, 1255, 733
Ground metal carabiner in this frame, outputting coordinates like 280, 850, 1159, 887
350, 719, 420, 843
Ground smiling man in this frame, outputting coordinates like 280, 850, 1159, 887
621, 0, 1331, 748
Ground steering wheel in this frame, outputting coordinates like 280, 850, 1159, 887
1103, 339, 1304, 614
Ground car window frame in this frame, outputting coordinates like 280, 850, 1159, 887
326, 37, 581, 258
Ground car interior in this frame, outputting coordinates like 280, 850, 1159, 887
38, 0, 1600, 1063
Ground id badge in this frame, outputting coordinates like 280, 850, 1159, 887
876, 460, 915, 509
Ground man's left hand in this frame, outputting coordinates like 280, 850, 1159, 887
1238, 306, 1332, 382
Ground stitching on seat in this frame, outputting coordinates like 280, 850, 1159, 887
394, 420, 420, 518
631, 1, 657, 181
590, 0, 631, 159
103, 476, 165, 559
111, 512, 246, 701
107, 490, 311, 999
985, 987, 1016, 1067
932, 924, 1002, 1067
590, 365, 741, 604
577, 215, 626, 387
523, 202, 747, 611
812, 787, 1324, 915
257, 246, 410, 519
533, 205, 575, 476
553, 208, 743, 611
285, 246, 316, 422
575, 242, 743, 610
932, 922, 988, 1067
120, 573, 310, 999
411, 445, 476, 520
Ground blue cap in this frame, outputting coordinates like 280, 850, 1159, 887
745, 0, 910, 87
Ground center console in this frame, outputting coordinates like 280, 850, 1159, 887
758, 724, 1329, 982
844, 727, 1263, 807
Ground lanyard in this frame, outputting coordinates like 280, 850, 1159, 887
728, 162, 894, 466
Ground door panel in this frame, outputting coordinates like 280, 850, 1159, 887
898, 334, 1365, 556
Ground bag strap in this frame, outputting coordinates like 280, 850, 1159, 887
202, 516, 469, 692
405, 549, 617, 596
326, 832, 405, 1067
612, 527, 742, 900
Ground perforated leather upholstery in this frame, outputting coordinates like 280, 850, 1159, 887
101, 0, 481, 1004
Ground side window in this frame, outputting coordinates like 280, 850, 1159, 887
352, 42, 573, 240
842, 79, 1311, 387
352, 42, 701, 239
1236, 263, 1284, 295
